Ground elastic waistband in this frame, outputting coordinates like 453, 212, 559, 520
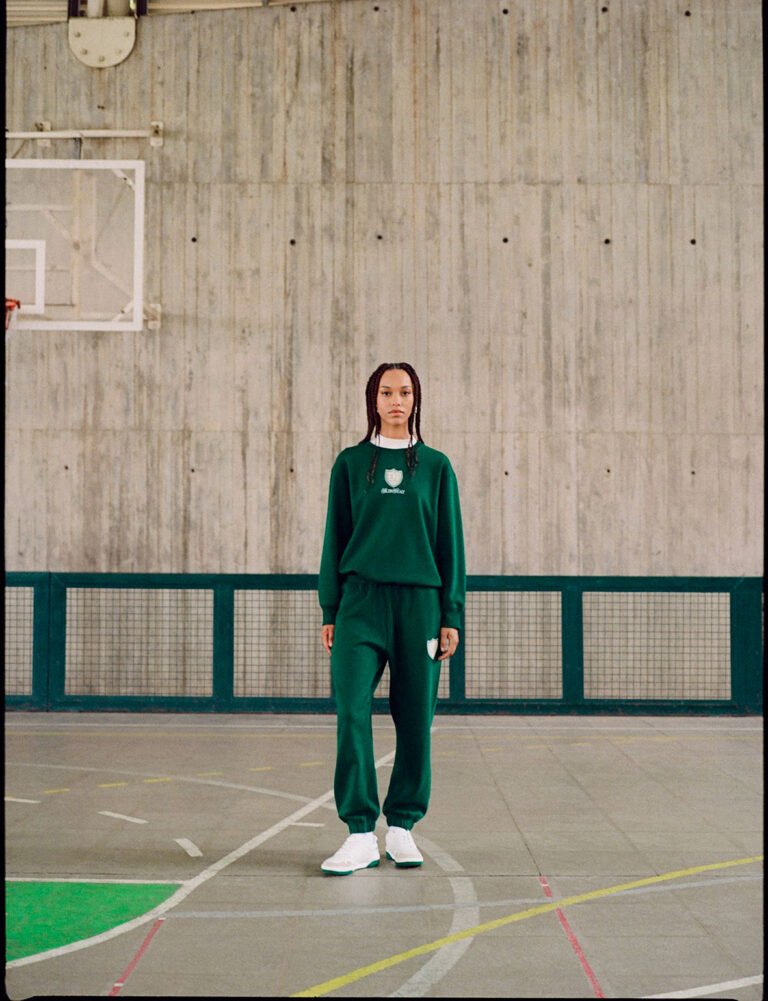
344, 574, 385, 588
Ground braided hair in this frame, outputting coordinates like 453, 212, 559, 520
359, 362, 423, 484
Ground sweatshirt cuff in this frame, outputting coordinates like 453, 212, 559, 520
440, 610, 462, 631
321, 606, 337, 626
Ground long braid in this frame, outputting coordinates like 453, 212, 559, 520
359, 363, 424, 484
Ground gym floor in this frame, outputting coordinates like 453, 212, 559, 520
4, 712, 763, 999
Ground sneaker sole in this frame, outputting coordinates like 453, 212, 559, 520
386, 851, 423, 868
321, 858, 379, 876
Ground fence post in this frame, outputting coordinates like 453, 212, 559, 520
562, 583, 584, 707
31, 575, 52, 709
48, 575, 68, 707
213, 584, 235, 706
730, 578, 763, 713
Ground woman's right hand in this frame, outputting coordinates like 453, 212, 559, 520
321, 624, 335, 656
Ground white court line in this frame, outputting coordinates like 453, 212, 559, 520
11, 762, 319, 806
643, 974, 763, 998
98, 812, 148, 825
163, 874, 764, 920
291, 822, 325, 827
432, 728, 760, 736
8, 755, 481, 996
6, 748, 395, 969
386, 836, 479, 999
5, 797, 41, 804
4, 719, 761, 732
7, 877, 181, 885
3, 724, 340, 732
174, 839, 203, 858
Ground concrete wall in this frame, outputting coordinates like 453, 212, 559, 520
5, 0, 763, 576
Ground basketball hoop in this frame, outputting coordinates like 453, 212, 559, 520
5, 298, 21, 331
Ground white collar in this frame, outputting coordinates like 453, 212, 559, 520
370, 433, 413, 450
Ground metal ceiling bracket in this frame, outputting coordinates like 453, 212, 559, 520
144, 303, 162, 330
68, 16, 136, 68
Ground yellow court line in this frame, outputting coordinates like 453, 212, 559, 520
291, 854, 764, 998
42, 788, 70, 795
98, 782, 129, 788
143, 778, 173, 784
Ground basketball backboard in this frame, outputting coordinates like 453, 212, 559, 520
5, 159, 145, 331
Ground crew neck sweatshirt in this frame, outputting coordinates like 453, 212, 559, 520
319, 441, 466, 629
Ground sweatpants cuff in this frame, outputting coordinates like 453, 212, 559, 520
347, 823, 376, 834
385, 817, 415, 830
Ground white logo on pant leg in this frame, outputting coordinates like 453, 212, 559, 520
384, 468, 403, 488
427, 638, 439, 659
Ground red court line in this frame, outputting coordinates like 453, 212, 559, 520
108, 917, 165, 996
539, 875, 605, 998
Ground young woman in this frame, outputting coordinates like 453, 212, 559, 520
318, 362, 465, 875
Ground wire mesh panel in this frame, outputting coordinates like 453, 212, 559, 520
5, 587, 35, 695
583, 592, 731, 699
464, 591, 563, 699
234, 590, 331, 698
5, 575, 758, 713
65, 589, 214, 696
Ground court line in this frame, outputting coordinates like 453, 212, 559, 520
642, 974, 763, 998
98, 812, 148, 825
5, 722, 340, 731
5, 873, 756, 919
539, 875, 604, 998
174, 839, 203, 858
386, 836, 480, 998
5, 719, 761, 732
7, 877, 182, 885
10, 762, 322, 806
6, 750, 396, 969
108, 917, 165, 997
5, 797, 41, 804
161, 873, 762, 920
290, 854, 764, 998
6, 753, 481, 999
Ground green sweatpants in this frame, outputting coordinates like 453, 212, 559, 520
331, 576, 443, 834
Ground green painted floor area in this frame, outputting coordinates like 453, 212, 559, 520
5, 881, 179, 962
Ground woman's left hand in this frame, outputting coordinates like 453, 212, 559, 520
438, 627, 459, 661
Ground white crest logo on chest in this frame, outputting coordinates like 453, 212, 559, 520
384, 468, 404, 488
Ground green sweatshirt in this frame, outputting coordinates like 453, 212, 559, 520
319, 441, 466, 630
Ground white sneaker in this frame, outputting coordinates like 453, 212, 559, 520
321, 833, 380, 875
385, 826, 424, 868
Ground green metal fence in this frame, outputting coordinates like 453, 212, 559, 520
4, 573, 763, 714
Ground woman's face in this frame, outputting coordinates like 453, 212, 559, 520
376, 368, 414, 437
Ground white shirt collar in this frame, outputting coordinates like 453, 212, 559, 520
369, 433, 413, 450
